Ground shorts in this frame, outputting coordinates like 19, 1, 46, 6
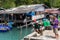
53, 28, 58, 34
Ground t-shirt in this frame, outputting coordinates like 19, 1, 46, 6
8, 22, 14, 28
43, 20, 51, 27
53, 19, 59, 28
33, 23, 40, 29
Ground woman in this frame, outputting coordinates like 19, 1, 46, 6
52, 15, 59, 39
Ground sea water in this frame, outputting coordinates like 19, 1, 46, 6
0, 26, 32, 40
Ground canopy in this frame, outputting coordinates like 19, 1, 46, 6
44, 8, 60, 14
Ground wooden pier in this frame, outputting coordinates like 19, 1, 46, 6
24, 30, 60, 40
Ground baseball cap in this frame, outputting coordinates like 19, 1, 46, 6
33, 19, 36, 22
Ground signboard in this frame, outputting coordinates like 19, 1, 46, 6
32, 14, 44, 20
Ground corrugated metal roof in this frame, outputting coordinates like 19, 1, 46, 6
0, 4, 44, 14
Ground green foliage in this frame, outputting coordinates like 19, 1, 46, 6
44, 0, 51, 8
53, 0, 60, 8
0, 0, 16, 9
32, 0, 41, 4
15, 0, 41, 6
0, 0, 60, 9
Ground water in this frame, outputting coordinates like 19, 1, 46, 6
0, 26, 32, 40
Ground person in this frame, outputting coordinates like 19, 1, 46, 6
8, 21, 14, 29
50, 15, 53, 26
43, 19, 51, 30
32, 20, 43, 36
4, 21, 8, 26
39, 19, 44, 35
52, 15, 59, 39
4, 21, 10, 30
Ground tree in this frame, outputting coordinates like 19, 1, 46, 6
0, 0, 16, 9
53, 0, 60, 8
43, 0, 51, 8
44, 0, 60, 8
0, 0, 60, 9
32, 0, 41, 4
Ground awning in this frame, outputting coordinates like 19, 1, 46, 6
50, 10, 60, 13
44, 8, 60, 14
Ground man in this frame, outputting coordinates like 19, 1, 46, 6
33, 21, 40, 33
52, 15, 59, 39
32, 20, 43, 36
39, 19, 44, 35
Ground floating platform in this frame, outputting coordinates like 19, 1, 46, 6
24, 30, 60, 40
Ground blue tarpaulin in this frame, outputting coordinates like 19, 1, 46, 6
26, 11, 35, 16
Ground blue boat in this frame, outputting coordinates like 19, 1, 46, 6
0, 21, 14, 32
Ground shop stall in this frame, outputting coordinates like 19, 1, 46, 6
0, 4, 45, 29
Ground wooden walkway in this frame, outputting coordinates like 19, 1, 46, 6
24, 30, 60, 40
41, 30, 60, 40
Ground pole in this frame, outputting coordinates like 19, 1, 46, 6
8, 14, 9, 22
11, 14, 13, 21
25, 15, 28, 35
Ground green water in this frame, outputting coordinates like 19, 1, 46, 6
0, 27, 32, 40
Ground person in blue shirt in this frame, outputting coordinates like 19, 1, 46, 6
8, 21, 14, 29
